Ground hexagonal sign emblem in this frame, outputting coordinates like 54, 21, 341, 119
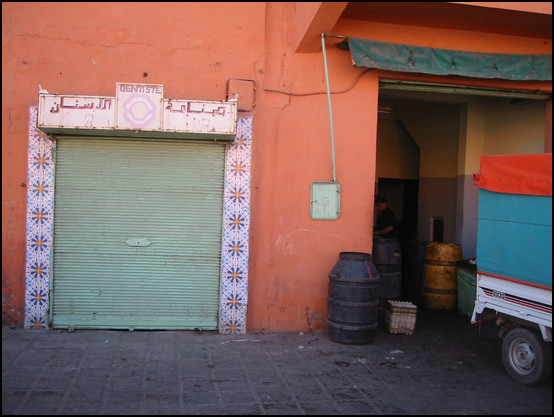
116, 83, 163, 130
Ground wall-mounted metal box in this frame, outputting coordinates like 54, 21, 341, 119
311, 182, 340, 220
226, 79, 256, 111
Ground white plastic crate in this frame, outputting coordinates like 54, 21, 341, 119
385, 300, 417, 335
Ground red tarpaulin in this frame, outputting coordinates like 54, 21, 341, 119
473, 153, 552, 196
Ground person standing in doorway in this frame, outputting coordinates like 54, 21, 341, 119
373, 195, 396, 238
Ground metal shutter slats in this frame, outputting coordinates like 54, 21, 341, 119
52, 137, 224, 329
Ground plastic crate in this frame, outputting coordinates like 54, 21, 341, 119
385, 300, 417, 335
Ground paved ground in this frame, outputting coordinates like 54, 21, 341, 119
2, 308, 552, 415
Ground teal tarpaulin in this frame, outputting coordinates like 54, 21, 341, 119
343, 37, 552, 81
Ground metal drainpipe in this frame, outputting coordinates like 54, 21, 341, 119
321, 33, 337, 183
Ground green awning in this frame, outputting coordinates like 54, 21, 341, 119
342, 37, 552, 81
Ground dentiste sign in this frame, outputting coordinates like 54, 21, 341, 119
38, 83, 237, 139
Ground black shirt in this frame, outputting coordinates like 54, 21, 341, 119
375, 207, 395, 238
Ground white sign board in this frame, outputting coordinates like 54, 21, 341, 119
37, 83, 236, 139
38, 95, 115, 130
163, 99, 236, 134
115, 83, 163, 131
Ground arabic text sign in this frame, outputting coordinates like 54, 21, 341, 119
115, 83, 163, 130
39, 95, 115, 129
163, 99, 236, 134
37, 83, 237, 137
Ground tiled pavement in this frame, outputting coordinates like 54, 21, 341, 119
2, 309, 552, 415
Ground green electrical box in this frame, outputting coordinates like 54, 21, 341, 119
311, 181, 340, 220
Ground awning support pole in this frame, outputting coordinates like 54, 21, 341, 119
321, 33, 337, 182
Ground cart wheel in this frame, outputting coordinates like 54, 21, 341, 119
502, 327, 552, 385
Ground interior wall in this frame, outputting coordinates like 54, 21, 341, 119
392, 101, 460, 243
483, 100, 547, 155
376, 118, 420, 180
377, 97, 548, 259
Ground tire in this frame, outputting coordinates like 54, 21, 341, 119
501, 327, 552, 385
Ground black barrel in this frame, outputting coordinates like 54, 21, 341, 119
372, 237, 402, 299
327, 252, 380, 344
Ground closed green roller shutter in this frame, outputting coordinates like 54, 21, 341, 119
51, 137, 225, 330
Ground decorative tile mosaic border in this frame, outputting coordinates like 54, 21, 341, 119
25, 106, 251, 334
219, 117, 252, 334
25, 107, 54, 329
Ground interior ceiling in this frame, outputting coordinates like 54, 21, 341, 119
379, 88, 477, 104
378, 88, 550, 121
340, 2, 552, 39
378, 82, 552, 104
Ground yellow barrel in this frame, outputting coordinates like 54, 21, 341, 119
423, 243, 462, 311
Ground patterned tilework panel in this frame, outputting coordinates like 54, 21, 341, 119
220, 117, 252, 334
25, 106, 251, 334
25, 107, 54, 329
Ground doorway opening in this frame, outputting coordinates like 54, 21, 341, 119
376, 82, 549, 304
431, 217, 445, 242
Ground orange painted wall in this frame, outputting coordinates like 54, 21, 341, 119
2, 2, 267, 324
3, 2, 552, 331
